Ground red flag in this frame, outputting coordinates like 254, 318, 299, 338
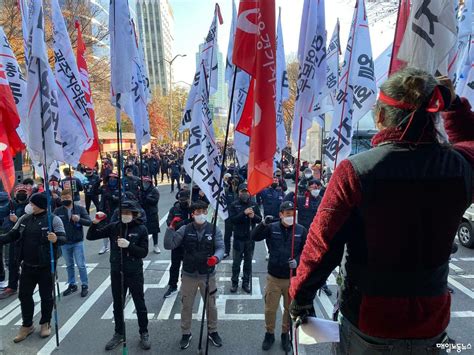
0, 62, 24, 193
76, 21, 100, 169
389, 0, 410, 75
233, 0, 276, 195
235, 77, 254, 136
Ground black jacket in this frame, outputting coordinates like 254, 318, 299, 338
60, 177, 83, 201
53, 204, 92, 244
141, 186, 160, 234
167, 202, 192, 230
228, 198, 262, 240
257, 187, 286, 218
124, 175, 141, 197
87, 220, 149, 273
83, 173, 101, 196
99, 186, 120, 220
252, 221, 307, 279
284, 191, 322, 230
0, 212, 67, 267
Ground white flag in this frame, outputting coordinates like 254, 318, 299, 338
184, 64, 228, 220
310, 19, 341, 118
324, 0, 377, 167
180, 5, 222, 132
292, 0, 327, 149
275, 9, 289, 163
0, 26, 28, 142
109, 0, 136, 99
224, 0, 250, 166
52, 0, 93, 166
398, 0, 457, 75
26, 0, 64, 171
19, 0, 29, 67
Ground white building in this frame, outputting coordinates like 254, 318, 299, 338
136, 0, 174, 94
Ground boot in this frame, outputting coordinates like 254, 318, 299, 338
40, 323, 51, 338
230, 283, 238, 293
281, 332, 292, 352
140, 332, 151, 350
13, 325, 35, 343
262, 332, 275, 351
242, 282, 251, 294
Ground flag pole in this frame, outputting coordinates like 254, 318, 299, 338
37, 60, 60, 348
289, 114, 304, 355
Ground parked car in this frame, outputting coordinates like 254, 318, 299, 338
457, 204, 474, 248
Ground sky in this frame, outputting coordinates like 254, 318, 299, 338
169, 0, 397, 86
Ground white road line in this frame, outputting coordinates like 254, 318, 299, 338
451, 311, 474, 318
449, 263, 464, 273
148, 212, 169, 240
448, 276, 474, 299
37, 276, 111, 355
460, 257, 474, 262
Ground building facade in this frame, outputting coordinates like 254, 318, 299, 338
136, 0, 174, 94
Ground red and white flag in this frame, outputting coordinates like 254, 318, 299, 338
0, 62, 24, 193
389, 0, 410, 75
233, 0, 276, 195
76, 21, 100, 169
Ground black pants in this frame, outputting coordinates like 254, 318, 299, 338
0, 245, 4, 282
168, 246, 184, 288
8, 243, 20, 290
170, 177, 181, 192
152, 233, 158, 245
85, 195, 100, 214
231, 239, 255, 285
224, 219, 233, 254
111, 270, 148, 335
151, 173, 158, 185
18, 265, 54, 327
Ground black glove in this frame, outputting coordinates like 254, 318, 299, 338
264, 215, 274, 225
289, 299, 315, 328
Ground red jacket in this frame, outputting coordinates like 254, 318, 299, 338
290, 97, 474, 339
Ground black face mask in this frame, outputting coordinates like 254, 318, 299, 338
16, 193, 27, 202
62, 200, 73, 207
143, 183, 151, 190
271, 183, 278, 189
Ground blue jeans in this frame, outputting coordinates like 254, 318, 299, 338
61, 242, 88, 287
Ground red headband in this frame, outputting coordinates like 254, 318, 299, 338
378, 91, 417, 111
378, 86, 446, 113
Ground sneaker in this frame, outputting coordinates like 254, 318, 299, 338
63, 284, 78, 297
321, 284, 332, 297
242, 283, 251, 294
13, 325, 35, 343
153, 245, 161, 254
208, 332, 222, 347
281, 332, 291, 352
262, 332, 275, 351
81, 285, 89, 297
105, 333, 124, 350
99, 246, 109, 255
163, 286, 178, 298
40, 322, 51, 338
0, 280, 7, 289
223, 253, 229, 259
140, 332, 151, 350
0, 287, 17, 299
180, 334, 192, 349
230, 283, 238, 293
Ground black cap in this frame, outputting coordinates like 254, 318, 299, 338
307, 178, 322, 187
178, 190, 190, 200
30, 192, 48, 210
121, 200, 141, 213
279, 201, 294, 212
238, 183, 248, 191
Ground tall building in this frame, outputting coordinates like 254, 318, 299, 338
136, 0, 174, 95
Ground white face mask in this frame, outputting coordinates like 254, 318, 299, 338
194, 214, 207, 225
24, 204, 34, 215
305, 174, 312, 179
282, 216, 294, 226
121, 215, 133, 224
310, 189, 320, 197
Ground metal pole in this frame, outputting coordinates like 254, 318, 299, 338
169, 61, 173, 143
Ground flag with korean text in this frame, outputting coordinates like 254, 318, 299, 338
323, 0, 377, 167
0, 26, 27, 143
26, 0, 64, 172
291, 0, 327, 150
180, 4, 222, 132
398, 0, 457, 75
183, 63, 228, 219
52, 0, 93, 166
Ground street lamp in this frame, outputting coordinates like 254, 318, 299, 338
163, 54, 187, 143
